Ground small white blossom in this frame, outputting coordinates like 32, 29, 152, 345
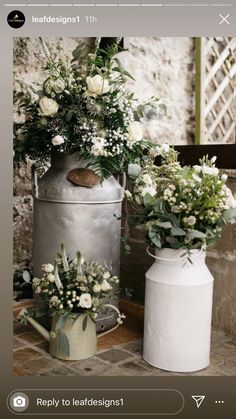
51, 135, 65, 146
101, 279, 112, 292
93, 284, 102, 293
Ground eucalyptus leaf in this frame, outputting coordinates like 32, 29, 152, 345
55, 315, 67, 332
157, 221, 172, 229
22, 270, 31, 283
144, 193, 157, 207
128, 163, 141, 179
223, 208, 236, 223
187, 230, 207, 239
171, 227, 186, 236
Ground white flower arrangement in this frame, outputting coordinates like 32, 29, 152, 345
14, 38, 162, 179
126, 147, 236, 250
32, 244, 120, 317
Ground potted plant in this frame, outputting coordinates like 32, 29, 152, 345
126, 145, 236, 372
19, 244, 125, 361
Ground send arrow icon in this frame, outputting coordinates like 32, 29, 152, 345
192, 395, 206, 408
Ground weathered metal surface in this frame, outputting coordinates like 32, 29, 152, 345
33, 152, 123, 331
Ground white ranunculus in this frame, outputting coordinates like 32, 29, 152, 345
142, 174, 153, 185
42, 263, 54, 273
128, 121, 143, 144
93, 284, 101, 293
86, 75, 110, 96
79, 293, 92, 309
141, 186, 157, 197
39, 97, 59, 116
202, 166, 219, 176
51, 135, 65, 146
101, 279, 112, 292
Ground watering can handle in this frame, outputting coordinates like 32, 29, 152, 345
31, 164, 39, 198
97, 304, 124, 339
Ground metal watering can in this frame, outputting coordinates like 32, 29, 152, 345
19, 304, 122, 361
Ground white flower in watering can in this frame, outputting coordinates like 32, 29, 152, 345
101, 279, 112, 292
79, 293, 92, 309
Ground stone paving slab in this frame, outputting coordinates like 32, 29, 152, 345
13, 300, 236, 377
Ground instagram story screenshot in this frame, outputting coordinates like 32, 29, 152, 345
0, 1, 236, 418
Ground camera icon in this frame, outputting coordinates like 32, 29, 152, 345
13, 395, 26, 408
9, 392, 29, 412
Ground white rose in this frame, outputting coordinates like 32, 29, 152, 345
47, 273, 55, 283
39, 97, 59, 116
202, 166, 219, 176
86, 75, 110, 96
42, 263, 54, 273
142, 174, 153, 185
93, 284, 101, 293
128, 121, 143, 144
101, 279, 112, 292
79, 293, 92, 308
51, 135, 65, 146
103, 271, 111, 280
141, 186, 156, 197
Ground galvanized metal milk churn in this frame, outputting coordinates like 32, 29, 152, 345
32, 151, 124, 331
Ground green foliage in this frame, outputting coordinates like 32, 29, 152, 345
13, 38, 158, 179
126, 148, 236, 251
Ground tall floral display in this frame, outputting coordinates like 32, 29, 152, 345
14, 38, 159, 330
127, 146, 236, 372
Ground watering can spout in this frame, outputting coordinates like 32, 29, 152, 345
18, 308, 50, 342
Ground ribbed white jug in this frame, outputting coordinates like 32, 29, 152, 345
143, 248, 214, 372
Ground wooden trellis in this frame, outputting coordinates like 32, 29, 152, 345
195, 37, 236, 145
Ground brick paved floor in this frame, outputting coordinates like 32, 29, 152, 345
13, 300, 236, 376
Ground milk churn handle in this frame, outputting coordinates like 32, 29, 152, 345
31, 164, 39, 199
122, 173, 127, 190
146, 246, 203, 261
97, 304, 125, 338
